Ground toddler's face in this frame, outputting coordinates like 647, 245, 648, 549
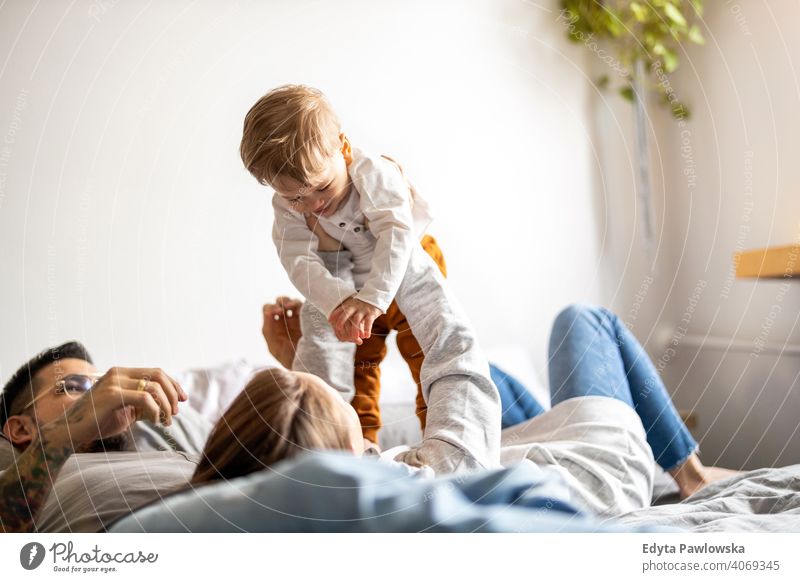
272, 138, 351, 217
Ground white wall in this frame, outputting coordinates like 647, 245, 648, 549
0, 0, 604, 383
599, 0, 800, 469
5, 1, 795, 469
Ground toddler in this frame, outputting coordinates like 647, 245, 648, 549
240, 85, 500, 472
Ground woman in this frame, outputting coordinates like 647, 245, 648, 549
193, 296, 737, 517
192, 367, 364, 484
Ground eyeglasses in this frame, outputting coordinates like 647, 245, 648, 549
19, 373, 104, 413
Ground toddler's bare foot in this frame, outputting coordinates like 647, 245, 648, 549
669, 454, 743, 500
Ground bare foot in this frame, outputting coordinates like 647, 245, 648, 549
704, 465, 742, 482
669, 454, 743, 500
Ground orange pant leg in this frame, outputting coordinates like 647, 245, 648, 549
386, 235, 447, 432
352, 235, 447, 440
352, 315, 390, 444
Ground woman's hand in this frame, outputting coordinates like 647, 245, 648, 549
262, 297, 304, 368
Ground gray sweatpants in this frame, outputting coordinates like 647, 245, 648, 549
292, 245, 501, 475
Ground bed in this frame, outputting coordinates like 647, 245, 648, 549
4, 353, 800, 532
145, 352, 800, 533
614, 466, 800, 532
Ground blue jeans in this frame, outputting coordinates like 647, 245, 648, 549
492, 304, 698, 472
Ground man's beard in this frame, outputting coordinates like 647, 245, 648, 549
75, 433, 129, 453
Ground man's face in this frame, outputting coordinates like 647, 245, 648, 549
272, 141, 352, 217
27, 358, 98, 427
3, 358, 127, 452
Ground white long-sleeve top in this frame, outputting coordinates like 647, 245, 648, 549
272, 147, 433, 317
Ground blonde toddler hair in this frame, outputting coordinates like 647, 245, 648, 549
240, 84, 341, 187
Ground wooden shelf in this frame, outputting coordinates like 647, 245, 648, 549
734, 244, 800, 279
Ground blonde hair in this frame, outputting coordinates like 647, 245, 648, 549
192, 368, 354, 484
240, 84, 341, 186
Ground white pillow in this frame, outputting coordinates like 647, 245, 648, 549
172, 358, 277, 424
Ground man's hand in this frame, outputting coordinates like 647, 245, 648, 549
328, 297, 382, 344
0, 367, 186, 533
262, 296, 303, 368
46, 367, 187, 450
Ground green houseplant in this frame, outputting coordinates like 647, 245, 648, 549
559, 0, 706, 251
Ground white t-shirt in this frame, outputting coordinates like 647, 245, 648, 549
33, 450, 197, 532
500, 396, 655, 517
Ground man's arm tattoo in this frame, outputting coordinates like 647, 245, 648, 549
0, 429, 74, 533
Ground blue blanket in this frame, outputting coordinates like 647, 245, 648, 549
111, 452, 668, 532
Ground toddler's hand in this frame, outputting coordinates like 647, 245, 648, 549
328, 298, 382, 344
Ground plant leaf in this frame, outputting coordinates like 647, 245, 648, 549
688, 0, 704, 17
688, 25, 705, 44
561, 0, 703, 120
631, 2, 648, 22
671, 100, 690, 119
619, 86, 635, 102
662, 48, 679, 72
606, 15, 623, 38
663, 3, 688, 27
